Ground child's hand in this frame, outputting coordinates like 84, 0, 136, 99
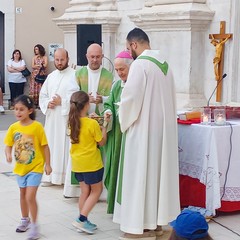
45, 164, 52, 175
6, 155, 12, 163
89, 112, 99, 118
5, 148, 12, 163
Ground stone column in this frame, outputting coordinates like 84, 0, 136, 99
129, 0, 214, 109
53, 0, 121, 72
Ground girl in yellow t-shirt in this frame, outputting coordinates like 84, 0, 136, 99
4, 94, 52, 240
69, 91, 111, 234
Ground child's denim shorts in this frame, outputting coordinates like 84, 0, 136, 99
16, 172, 43, 188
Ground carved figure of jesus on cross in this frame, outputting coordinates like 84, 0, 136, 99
209, 21, 232, 102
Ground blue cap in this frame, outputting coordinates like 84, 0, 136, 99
170, 209, 209, 239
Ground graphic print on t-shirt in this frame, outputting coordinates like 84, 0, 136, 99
14, 132, 35, 164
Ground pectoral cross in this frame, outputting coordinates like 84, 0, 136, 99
209, 21, 232, 102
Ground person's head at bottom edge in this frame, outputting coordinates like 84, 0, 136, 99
169, 209, 213, 240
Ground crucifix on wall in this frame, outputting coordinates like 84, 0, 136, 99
209, 21, 232, 102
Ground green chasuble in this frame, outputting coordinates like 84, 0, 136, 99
76, 66, 113, 114
103, 80, 123, 214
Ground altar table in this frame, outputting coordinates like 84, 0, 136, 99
178, 121, 240, 215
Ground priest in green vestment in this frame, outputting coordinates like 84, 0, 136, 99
76, 43, 113, 115
103, 51, 133, 213
63, 43, 114, 197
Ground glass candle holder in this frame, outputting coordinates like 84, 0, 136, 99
201, 107, 211, 125
214, 108, 226, 125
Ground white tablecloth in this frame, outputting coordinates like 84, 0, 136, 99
178, 121, 240, 214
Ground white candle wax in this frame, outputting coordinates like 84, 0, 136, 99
203, 115, 208, 122
215, 114, 225, 125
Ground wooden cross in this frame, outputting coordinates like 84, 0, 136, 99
209, 21, 232, 102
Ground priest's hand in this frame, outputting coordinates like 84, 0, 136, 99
103, 111, 112, 127
89, 92, 95, 103
48, 101, 55, 109
95, 93, 103, 104
52, 94, 61, 106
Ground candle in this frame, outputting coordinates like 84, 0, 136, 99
203, 115, 209, 123
201, 113, 211, 125
215, 114, 225, 125
214, 108, 226, 125
201, 108, 211, 125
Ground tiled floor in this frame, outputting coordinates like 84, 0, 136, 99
0, 170, 174, 240
1, 172, 240, 240
1, 111, 240, 239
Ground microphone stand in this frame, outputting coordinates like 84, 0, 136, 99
207, 73, 227, 107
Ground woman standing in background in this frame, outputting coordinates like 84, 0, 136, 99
7, 49, 27, 109
29, 44, 48, 108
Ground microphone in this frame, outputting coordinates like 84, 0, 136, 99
207, 73, 227, 107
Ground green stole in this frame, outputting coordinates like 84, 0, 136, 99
138, 55, 168, 75
116, 55, 169, 204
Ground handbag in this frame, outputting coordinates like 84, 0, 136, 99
35, 64, 47, 84
21, 68, 31, 77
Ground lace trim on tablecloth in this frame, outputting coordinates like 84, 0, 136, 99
179, 161, 202, 179
220, 187, 240, 201
180, 162, 240, 201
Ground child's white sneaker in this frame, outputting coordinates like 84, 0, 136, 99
16, 217, 31, 232
27, 223, 40, 240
